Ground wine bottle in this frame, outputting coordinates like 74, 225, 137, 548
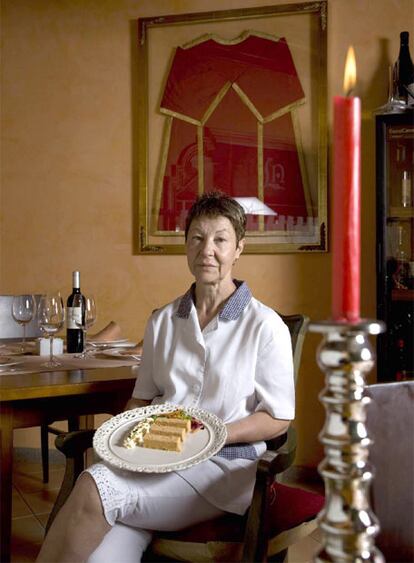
396, 31, 414, 105
66, 270, 85, 353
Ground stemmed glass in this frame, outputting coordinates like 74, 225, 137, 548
38, 293, 65, 367
71, 294, 97, 358
11, 295, 37, 353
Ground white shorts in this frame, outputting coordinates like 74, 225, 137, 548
86, 462, 225, 529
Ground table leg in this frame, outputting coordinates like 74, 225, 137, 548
80, 414, 95, 467
79, 414, 94, 430
0, 405, 14, 563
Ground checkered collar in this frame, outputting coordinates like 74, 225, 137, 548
176, 280, 252, 321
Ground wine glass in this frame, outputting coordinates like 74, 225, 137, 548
38, 293, 65, 367
11, 295, 36, 353
71, 294, 97, 358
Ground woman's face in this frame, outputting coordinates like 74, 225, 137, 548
186, 215, 244, 286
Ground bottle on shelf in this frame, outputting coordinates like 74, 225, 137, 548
401, 170, 412, 207
394, 338, 408, 381
395, 31, 414, 106
387, 306, 414, 381
392, 225, 410, 290
66, 270, 85, 353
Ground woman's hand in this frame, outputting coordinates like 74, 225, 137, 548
225, 411, 290, 445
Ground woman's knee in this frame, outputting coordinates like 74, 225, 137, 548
67, 472, 104, 521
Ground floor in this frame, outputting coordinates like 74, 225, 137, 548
11, 448, 324, 562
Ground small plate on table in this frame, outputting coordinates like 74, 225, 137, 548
0, 342, 35, 356
88, 339, 136, 350
93, 403, 227, 473
0, 346, 22, 356
0, 356, 23, 370
102, 349, 142, 362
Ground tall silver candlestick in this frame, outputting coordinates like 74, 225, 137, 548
309, 319, 385, 562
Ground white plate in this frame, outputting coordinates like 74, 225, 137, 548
88, 339, 135, 349
0, 356, 23, 369
93, 403, 227, 473
102, 349, 142, 361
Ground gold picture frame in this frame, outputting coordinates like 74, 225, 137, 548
136, 2, 328, 254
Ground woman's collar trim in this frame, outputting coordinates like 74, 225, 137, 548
176, 280, 252, 320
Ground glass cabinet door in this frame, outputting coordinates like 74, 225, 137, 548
376, 110, 414, 382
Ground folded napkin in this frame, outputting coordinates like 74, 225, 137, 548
90, 321, 123, 342
89, 323, 143, 353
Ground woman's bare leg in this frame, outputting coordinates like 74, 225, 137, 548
36, 473, 111, 563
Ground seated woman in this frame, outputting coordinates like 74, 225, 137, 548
36, 191, 295, 563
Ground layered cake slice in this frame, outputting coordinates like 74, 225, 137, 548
150, 424, 187, 440
143, 432, 182, 452
155, 417, 191, 431
123, 409, 203, 453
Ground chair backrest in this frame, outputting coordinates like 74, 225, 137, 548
279, 313, 309, 385
0, 294, 43, 340
263, 313, 308, 455
365, 381, 414, 562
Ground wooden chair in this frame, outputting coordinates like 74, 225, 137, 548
0, 294, 79, 484
47, 313, 326, 562
41, 417, 80, 484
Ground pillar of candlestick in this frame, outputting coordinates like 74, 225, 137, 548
310, 319, 385, 562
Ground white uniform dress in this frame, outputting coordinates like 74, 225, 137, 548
86, 281, 294, 562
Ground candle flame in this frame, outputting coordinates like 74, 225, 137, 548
343, 46, 357, 96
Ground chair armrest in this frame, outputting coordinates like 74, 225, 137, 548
55, 429, 96, 458
45, 429, 95, 534
259, 427, 297, 477
241, 427, 297, 562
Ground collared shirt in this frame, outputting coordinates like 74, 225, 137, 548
177, 281, 272, 460
132, 281, 294, 515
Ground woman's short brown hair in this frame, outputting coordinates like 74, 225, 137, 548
185, 191, 246, 245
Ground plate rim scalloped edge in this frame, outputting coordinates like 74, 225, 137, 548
93, 403, 227, 473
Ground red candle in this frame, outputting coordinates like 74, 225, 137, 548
332, 47, 361, 322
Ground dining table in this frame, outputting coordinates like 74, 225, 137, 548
0, 346, 139, 562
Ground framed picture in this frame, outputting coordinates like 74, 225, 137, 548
136, 2, 328, 254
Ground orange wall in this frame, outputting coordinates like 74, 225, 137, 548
1, 0, 413, 464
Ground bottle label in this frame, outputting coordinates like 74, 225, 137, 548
67, 306, 83, 329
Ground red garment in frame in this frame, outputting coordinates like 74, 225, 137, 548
157, 33, 307, 232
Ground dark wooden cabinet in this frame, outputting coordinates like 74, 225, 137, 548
376, 109, 414, 382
